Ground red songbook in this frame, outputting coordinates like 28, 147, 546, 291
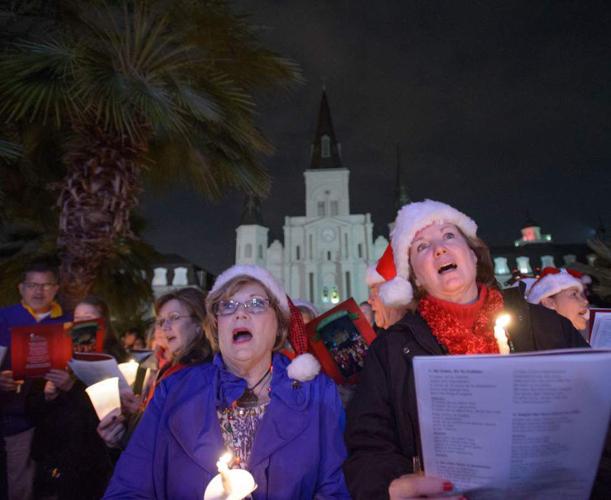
306, 298, 377, 385
68, 318, 105, 354
10, 324, 72, 379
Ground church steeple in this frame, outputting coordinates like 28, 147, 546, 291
310, 88, 343, 169
394, 145, 410, 212
240, 194, 264, 226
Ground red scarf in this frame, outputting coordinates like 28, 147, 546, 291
418, 285, 504, 354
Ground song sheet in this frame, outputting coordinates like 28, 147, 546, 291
413, 349, 611, 500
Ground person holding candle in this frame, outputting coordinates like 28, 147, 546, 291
104, 265, 350, 499
30, 295, 130, 499
343, 199, 589, 500
96, 287, 212, 449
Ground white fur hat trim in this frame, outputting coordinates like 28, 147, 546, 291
379, 199, 478, 306
211, 264, 289, 316
366, 265, 385, 287
526, 272, 584, 305
287, 353, 320, 382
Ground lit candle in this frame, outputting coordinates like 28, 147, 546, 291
204, 451, 257, 500
118, 359, 139, 387
85, 377, 121, 420
494, 313, 511, 355
217, 451, 233, 495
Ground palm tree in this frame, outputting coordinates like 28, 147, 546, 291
0, 0, 301, 309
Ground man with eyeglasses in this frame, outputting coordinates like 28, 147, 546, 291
0, 260, 70, 500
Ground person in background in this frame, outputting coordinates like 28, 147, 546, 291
104, 265, 349, 499
293, 298, 319, 324
96, 287, 212, 450
526, 267, 591, 334
0, 260, 70, 500
344, 200, 589, 500
121, 329, 138, 350
30, 295, 127, 499
358, 301, 374, 326
366, 244, 410, 331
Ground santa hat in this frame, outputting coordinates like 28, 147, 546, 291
366, 244, 396, 287
526, 267, 589, 305
379, 199, 478, 307
211, 265, 319, 382
211, 264, 289, 317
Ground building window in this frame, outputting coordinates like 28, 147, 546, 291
309, 234, 313, 258
327, 250, 332, 261
296, 245, 301, 260
309, 273, 314, 303
317, 201, 325, 216
330, 286, 340, 304
258, 245, 263, 259
245, 244, 252, 258
344, 233, 349, 257
321, 135, 331, 158
330, 201, 338, 216
322, 286, 330, 303
358, 243, 363, 258
345, 271, 351, 297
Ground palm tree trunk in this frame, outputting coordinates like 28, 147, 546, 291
58, 122, 147, 310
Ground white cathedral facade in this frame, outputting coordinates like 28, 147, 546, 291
235, 91, 388, 311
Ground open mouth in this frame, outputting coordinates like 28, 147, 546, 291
166, 334, 176, 344
578, 309, 590, 321
232, 328, 253, 344
437, 263, 457, 274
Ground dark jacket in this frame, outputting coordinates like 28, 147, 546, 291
343, 292, 589, 500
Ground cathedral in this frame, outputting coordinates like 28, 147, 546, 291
234, 90, 595, 311
235, 90, 388, 311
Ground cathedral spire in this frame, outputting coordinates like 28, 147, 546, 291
394, 145, 410, 211
240, 194, 264, 226
310, 88, 343, 169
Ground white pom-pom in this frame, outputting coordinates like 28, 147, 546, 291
379, 277, 413, 307
287, 353, 320, 382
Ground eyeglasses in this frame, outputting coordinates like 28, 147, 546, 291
215, 297, 270, 317
22, 282, 57, 291
155, 313, 193, 328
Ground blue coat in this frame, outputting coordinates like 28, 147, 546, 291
104, 353, 350, 499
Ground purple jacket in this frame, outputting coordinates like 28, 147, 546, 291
104, 353, 350, 499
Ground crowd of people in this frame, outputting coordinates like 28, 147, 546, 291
0, 199, 608, 500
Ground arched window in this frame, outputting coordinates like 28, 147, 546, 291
322, 286, 330, 303
258, 245, 263, 259
330, 286, 340, 304
245, 244, 252, 258
321, 135, 331, 158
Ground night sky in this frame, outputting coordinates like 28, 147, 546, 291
141, 0, 611, 275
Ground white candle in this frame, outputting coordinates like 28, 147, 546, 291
494, 313, 511, 355
85, 377, 121, 420
204, 451, 257, 500
217, 451, 233, 495
118, 359, 139, 387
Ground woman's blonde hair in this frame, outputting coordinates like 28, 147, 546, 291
204, 276, 289, 352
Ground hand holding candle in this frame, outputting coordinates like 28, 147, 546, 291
494, 313, 511, 355
204, 450, 257, 500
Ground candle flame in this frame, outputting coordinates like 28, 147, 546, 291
495, 313, 511, 329
219, 451, 232, 465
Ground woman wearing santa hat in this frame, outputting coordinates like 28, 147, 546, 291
526, 267, 590, 332
344, 199, 589, 500
104, 264, 350, 499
